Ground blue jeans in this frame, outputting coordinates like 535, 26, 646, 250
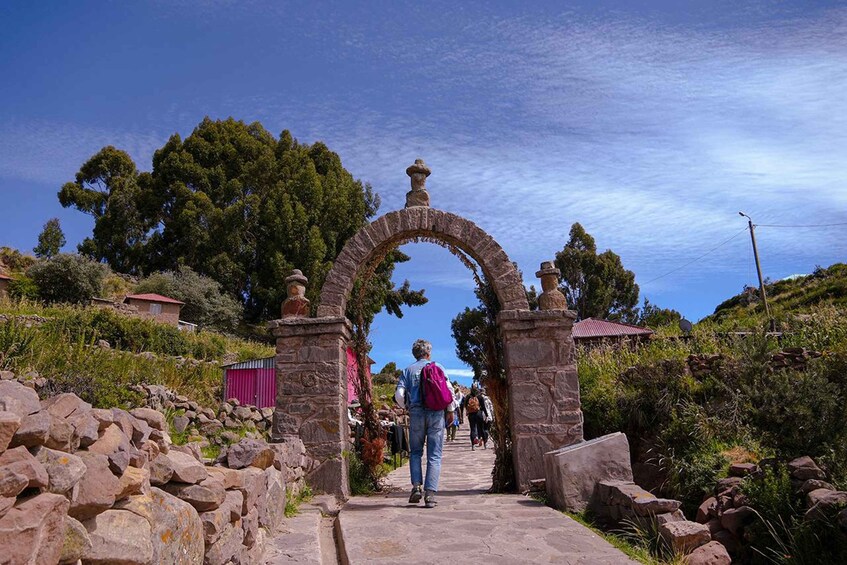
408, 406, 444, 491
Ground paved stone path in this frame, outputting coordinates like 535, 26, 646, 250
338, 427, 639, 564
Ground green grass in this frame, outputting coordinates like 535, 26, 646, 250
0, 299, 273, 407
284, 485, 314, 518
563, 511, 681, 564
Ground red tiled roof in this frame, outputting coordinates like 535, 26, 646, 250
124, 293, 185, 305
0, 273, 11, 280
573, 318, 653, 339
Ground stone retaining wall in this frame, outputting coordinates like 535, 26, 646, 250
0, 380, 308, 564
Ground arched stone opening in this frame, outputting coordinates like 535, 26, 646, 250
269, 162, 584, 497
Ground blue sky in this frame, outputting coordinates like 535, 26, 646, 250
1, 1, 845, 384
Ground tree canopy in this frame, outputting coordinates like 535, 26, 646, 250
59, 117, 423, 322
554, 223, 639, 320
34, 218, 66, 259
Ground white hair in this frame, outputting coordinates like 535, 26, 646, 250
412, 339, 432, 360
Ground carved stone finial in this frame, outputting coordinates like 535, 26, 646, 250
405, 158, 431, 208
282, 269, 310, 318
535, 261, 567, 311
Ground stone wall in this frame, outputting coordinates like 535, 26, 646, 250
500, 309, 584, 490
0, 381, 309, 565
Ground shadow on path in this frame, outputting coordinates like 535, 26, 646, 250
338, 427, 639, 564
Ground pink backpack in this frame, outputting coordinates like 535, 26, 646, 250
420, 363, 453, 411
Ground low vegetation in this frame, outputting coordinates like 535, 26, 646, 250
0, 299, 273, 407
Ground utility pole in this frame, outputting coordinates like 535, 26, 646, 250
739, 212, 773, 329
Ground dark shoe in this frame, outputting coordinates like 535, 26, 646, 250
408, 485, 422, 504
424, 490, 437, 508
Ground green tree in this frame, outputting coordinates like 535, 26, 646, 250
58, 146, 150, 273
33, 218, 66, 258
59, 117, 424, 324
134, 267, 243, 330
636, 298, 681, 328
28, 254, 109, 304
554, 223, 639, 320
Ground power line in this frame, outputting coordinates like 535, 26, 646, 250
757, 222, 847, 228
642, 227, 749, 286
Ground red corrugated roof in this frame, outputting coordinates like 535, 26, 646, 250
573, 318, 653, 339
124, 293, 185, 305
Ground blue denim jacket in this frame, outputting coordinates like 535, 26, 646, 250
397, 359, 447, 409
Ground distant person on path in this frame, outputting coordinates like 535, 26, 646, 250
395, 339, 447, 508
481, 390, 495, 448
453, 382, 465, 425
461, 383, 489, 450
445, 394, 459, 442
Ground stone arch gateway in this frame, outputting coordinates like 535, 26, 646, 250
269, 161, 584, 496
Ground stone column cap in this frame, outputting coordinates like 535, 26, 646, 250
285, 269, 308, 285
406, 158, 431, 177
536, 261, 561, 278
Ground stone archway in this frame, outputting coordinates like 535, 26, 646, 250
269, 160, 584, 496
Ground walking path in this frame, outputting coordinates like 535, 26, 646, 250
337, 427, 639, 565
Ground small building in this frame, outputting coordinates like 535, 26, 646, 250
346, 349, 376, 403
124, 293, 184, 326
0, 273, 11, 301
572, 318, 654, 347
223, 357, 276, 409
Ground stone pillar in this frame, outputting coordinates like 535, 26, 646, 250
269, 316, 351, 497
499, 309, 583, 491
404, 158, 431, 208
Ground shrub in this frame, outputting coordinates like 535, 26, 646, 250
7, 275, 39, 300
28, 253, 109, 304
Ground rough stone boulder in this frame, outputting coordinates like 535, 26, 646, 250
227, 438, 275, 470
88, 423, 131, 456
199, 489, 243, 544
204, 519, 245, 565
0, 380, 41, 417
83, 509, 154, 564
69, 411, 100, 448
242, 507, 259, 548
130, 407, 167, 431
0, 445, 49, 489
543, 432, 633, 513
41, 393, 92, 419
60, 516, 92, 564
168, 450, 208, 484
116, 487, 204, 565
805, 490, 847, 521
44, 413, 77, 451
720, 505, 756, 536
728, 462, 757, 477
788, 456, 826, 481
684, 540, 732, 565
206, 466, 242, 489
149, 453, 175, 485
0, 492, 70, 565
34, 446, 86, 494
70, 451, 121, 520
0, 467, 28, 499
91, 408, 114, 431
117, 466, 151, 500
0, 410, 20, 453
660, 521, 711, 555
235, 467, 267, 515
163, 475, 226, 512
696, 497, 717, 523
259, 466, 286, 531
11, 410, 51, 447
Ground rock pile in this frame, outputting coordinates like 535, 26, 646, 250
0, 380, 309, 564
133, 383, 274, 444
686, 348, 823, 378
699, 456, 847, 561
593, 480, 730, 564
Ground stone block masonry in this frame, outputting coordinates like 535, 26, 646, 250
269, 316, 351, 497
499, 309, 584, 490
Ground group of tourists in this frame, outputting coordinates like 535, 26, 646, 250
394, 338, 496, 509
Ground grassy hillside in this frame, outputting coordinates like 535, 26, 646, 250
0, 299, 273, 407
708, 262, 847, 325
